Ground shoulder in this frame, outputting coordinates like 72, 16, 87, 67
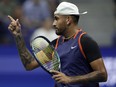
80, 34, 97, 45
79, 33, 102, 63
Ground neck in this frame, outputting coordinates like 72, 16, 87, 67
64, 32, 75, 40
63, 25, 79, 40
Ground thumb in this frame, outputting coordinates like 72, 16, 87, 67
16, 19, 21, 26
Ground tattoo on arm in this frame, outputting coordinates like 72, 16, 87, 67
15, 35, 35, 68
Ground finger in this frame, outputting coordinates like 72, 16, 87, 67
8, 25, 13, 30
55, 78, 61, 82
8, 27, 14, 32
8, 15, 15, 22
8, 25, 15, 31
50, 70, 60, 74
8, 26, 11, 30
52, 74, 61, 79
11, 21, 17, 26
57, 80, 62, 83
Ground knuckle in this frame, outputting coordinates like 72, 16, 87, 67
11, 22, 16, 26
8, 26, 11, 30
8, 27, 10, 30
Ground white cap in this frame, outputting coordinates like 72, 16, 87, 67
54, 2, 87, 15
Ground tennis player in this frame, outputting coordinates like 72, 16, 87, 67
8, 1, 107, 87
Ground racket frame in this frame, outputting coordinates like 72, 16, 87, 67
30, 36, 60, 75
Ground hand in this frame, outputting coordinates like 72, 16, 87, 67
8, 15, 21, 37
50, 70, 71, 84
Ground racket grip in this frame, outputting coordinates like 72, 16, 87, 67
56, 83, 66, 87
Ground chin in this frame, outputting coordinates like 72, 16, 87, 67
56, 31, 61, 35
55, 30, 59, 35
56, 32, 60, 35
55, 29, 63, 35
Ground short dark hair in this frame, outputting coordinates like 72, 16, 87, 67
71, 15, 80, 24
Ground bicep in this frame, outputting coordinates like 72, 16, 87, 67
90, 58, 107, 81
90, 58, 106, 72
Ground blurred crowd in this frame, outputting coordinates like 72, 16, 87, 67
0, 0, 59, 45
113, 0, 116, 46
0, 0, 116, 47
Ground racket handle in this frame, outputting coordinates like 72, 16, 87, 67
56, 83, 66, 87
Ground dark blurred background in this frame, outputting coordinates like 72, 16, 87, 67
0, 0, 116, 87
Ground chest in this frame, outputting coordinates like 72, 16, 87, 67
56, 38, 83, 67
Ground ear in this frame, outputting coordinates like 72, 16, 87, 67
66, 16, 71, 25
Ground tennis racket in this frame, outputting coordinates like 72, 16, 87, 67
30, 36, 61, 75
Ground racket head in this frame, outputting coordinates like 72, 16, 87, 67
30, 36, 60, 75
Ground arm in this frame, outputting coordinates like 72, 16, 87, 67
67, 58, 107, 84
51, 58, 107, 84
69, 34, 107, 84
15, 34, 39, 70
8, 15, 39, 70
51, 34, 107, 84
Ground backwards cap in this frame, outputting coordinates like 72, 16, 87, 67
54, 2, 87, 15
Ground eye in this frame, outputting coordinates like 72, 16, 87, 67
54, 16, 59, 21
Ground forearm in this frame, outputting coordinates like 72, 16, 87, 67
14, 34, 38, 70
69, 71, 107, 84
7, 15, 39, 70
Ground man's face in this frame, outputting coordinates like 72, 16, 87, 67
53, 14, 67, 35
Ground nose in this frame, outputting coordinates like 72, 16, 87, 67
52, 20, 56, 28
53, 20, 56, 26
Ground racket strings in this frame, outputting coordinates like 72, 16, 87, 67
42, 46, 60, 71
32, 38, 49, 51
31, 37, 60, 72
43, 57, 59, 70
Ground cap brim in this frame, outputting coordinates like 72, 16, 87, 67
79, 11, 87, 15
